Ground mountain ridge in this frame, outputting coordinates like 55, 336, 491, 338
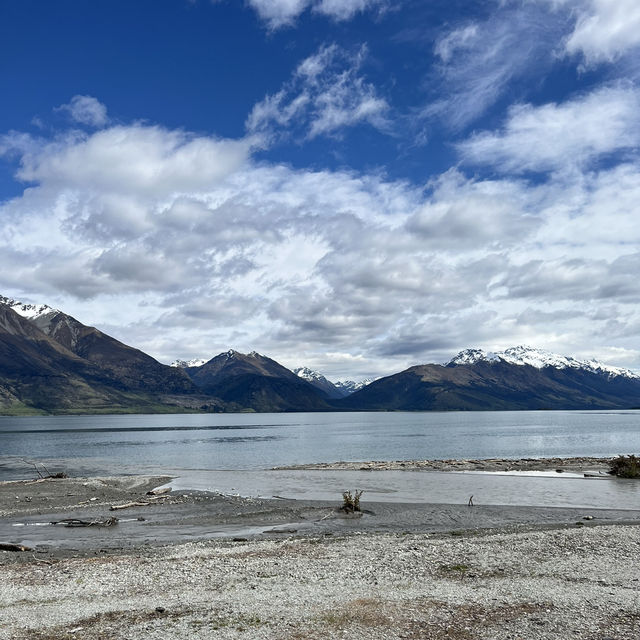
2, 295, 640, 414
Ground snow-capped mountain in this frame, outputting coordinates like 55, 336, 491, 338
334, 379, 374, 394
293, 366, 346, 399
294, 366, 329, 384
171, 358, 207, 368
448, 346, 640, 380
0, 296, 58, 320
293, 367, 374, 398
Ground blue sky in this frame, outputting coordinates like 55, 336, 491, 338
2, 0, 640, 379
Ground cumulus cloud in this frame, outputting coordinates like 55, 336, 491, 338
4, 124, 251, 195
246, 0, 387, 29
565, 0, 640, 66
458, 85, 640, 173
247, 44, 390, 141
56, 95, 109, 127
3, 99, 640, 377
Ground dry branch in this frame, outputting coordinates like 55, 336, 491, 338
109, 501, 150, 511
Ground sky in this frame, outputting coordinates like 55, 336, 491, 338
2, 0, 640, 380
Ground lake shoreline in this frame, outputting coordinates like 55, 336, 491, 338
2, 471, 640, 638
1, 468, 639, 561
273, 455, 614, 473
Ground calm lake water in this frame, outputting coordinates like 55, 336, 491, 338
1, 411, 640, 509
1, 410, 639, 479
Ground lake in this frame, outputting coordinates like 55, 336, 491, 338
1, 410, 639, 509
1, 409, 639, 479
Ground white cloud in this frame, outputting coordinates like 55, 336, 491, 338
5, 125, 251, 196
3, 103, 640, 377
56, 95, 109, 127
246, 0, 387, 29
565, 0, 640, 65
246, 44, 390, 141
434, 25, 478, 64
246, 0, 310, 29
425, 3, 569, 130
313, 0, 386, 22
458, 85, 640, 173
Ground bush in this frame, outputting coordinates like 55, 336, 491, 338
341, 489, 363, 512
609, 455, 640, 478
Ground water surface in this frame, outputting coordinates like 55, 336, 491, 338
1, 410, 639, 480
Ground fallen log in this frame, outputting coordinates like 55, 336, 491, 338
109, 501, 150, 511
51, 517, 119, 527
0, 542, 33, 552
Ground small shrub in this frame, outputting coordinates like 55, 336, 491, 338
341, 489, 363, 512
609, 455, 640, 478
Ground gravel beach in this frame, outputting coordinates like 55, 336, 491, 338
1, 460, 639, 638
1, 525, 639, 639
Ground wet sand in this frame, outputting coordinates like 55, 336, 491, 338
1, 466, 639, 560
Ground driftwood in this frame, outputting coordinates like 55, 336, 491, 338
0, 542, 33, 552
20, 459, 67, 480
144, 495, 169, 502
51, 517, 119, 528
109, 501, 150, 511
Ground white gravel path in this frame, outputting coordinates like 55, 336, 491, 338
1, 524, 639, 639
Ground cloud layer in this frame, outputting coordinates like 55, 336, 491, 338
2, 2, 640, 379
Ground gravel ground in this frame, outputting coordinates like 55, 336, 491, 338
1, 524, 639, 639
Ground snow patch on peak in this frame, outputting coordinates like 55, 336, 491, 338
447, 349, 498, 365
0, 295, 59, 320
447, 345, 640, 379
334, 378, 374, 393
171, 358, 207, 368
294, 367, 329, 383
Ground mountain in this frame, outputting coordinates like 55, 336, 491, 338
185, 351, 331, 412
3, 296, 640, 415
0, 304, 175, 414
337, 346, 640, 411
171, 358, 207, 368
334, 378, 374, 395
448, 346, 640, 379
18, 306, 196, 395
0, 297, 222, 414
293, 367, 347, 399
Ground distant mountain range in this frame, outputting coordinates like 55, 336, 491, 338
2, 295, 640, 414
